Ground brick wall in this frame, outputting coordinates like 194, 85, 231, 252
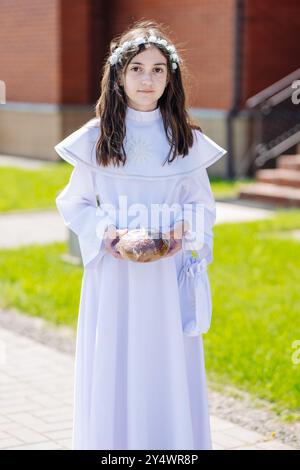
0, 0, 60, 103
60, 0, 92, 103
2, 0, 299, 110
108, 0, 235, 110
0, 0, 234, 108
0, 0, 95, 104
242, 0, 300, 102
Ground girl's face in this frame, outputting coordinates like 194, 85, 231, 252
119, 45, 169, 112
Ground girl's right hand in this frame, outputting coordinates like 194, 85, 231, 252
103, 224, 128, 260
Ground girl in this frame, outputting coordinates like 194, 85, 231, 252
55, 19, 227, 450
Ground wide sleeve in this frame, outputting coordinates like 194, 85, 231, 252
56, 162, 116, 269
54, 122, 117, 269
173, 130, 227, 262
175, 166, 217, 264
175, 148, 226, 337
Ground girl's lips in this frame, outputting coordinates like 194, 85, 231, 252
138, 90, 154, 93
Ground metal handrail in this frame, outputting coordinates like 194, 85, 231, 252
238, 68, 300, 177
246, 68, 300, 108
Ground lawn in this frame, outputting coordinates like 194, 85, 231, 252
0, 209, 299, 421
209, 175, 254, 199
206, 209, 300, 422
0, 164, 253, 212
0, 242, 82, 327
0, 164, 72, 212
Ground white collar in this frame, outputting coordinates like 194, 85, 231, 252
126, 105, 162, 122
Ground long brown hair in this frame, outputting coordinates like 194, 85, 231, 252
92, 19, 202, 168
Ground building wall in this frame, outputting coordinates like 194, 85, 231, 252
2, 0, 299, 174
0, 0, 234, 108
242, 0, 300, 103
2, 0, 299, 108
108, 0, 235, 110
0, 0, 60, 103
0, 0, 97, 104
60, 0, 96, 104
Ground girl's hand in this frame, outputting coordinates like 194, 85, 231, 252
162, 236, 182, 259
103, 225, 128, 260
160, 220, 189, 259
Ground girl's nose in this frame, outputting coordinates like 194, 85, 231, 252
141, 75, 153, 84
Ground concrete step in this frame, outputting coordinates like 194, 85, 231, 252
277, 155, 300, 171
256, 169, 300, 188
238, 182, 300, 207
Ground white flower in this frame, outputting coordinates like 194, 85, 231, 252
109, 53, 118, 65
166, 45, 176, 53
108, 35, 180, 72
133, 37, 146, 46
122, 41, 131, 49
159, 39, 168, 47
148, 35, 158, 43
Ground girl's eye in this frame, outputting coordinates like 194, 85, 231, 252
130, 67, 163, 73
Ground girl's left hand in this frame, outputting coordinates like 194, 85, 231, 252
160, 221, 187, 259
162, 236, 182, 259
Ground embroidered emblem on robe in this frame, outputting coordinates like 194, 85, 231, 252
126, 136, 152, 164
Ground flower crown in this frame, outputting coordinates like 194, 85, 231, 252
108, 35, 180, 71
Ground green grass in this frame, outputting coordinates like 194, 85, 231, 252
206, 208, 300, 422
0, 209, 299, 420
210, 176, 254, 199
0, 164, 252, 212
0, 243, 82, 328
0, 164, 72, 212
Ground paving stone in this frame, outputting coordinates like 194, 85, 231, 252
6, 440, 64, 450
5, 426, 48, 444
211, 430, 250, 449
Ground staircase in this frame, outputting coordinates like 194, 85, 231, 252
237, 68, 300, 180
238, 154, 300, 207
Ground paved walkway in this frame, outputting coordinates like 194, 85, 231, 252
0, 154, 55, 169
0, 202, 274, 249
0, 327, 295, 450
0, 210, 66, 248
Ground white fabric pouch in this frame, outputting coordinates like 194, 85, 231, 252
178, 254, 212, 336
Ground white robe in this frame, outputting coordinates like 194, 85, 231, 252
55, 106, 227, 450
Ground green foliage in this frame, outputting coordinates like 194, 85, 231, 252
0, 242, 82, 328
0, 164, 72, 212
210, 176, 254, 198
205, 209, 300, 421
